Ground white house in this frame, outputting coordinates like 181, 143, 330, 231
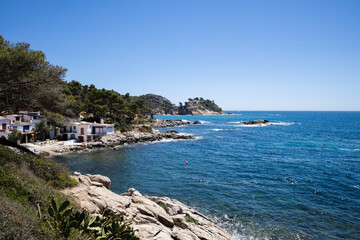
11, 122, 36, 133
1, 111, 44, 142
0, 117, 12, 139
62, 120, 115, 142
5, 111, 43, 124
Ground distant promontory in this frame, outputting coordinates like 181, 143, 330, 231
134, 94, 224, 115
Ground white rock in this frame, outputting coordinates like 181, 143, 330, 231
61, 173, 235, 240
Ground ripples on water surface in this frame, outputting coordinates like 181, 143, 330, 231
55, 111, 360, 240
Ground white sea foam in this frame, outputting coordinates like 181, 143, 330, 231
235, 124, 270, 128
234, 122, 297, 127
153, 138, 184, 143
339, 148, 360, 152
199, 120, 211, 124
211, 129, 233, 131
208, 213, 261, 240
177, 132, 192, 136
271, 122, 296, 126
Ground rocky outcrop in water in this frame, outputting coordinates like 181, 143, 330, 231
62, 172, 235, 240
148, 118, 201, 128
241, 120, 270, 125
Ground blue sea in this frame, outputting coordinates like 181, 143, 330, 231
54, 111, 360, 240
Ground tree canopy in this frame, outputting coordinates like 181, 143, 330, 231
0, 35, 151, 131
0, 35, 67, 114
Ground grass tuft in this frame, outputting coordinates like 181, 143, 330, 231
185, 215, 199, 224
158, 203, 169, 212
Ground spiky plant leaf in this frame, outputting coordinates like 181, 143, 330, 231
58, 199, 70, 212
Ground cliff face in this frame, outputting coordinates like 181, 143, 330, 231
178, 99, 224, 115
62, 172, 235, 240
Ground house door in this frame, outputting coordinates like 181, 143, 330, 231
2, 124, 6, 130
81, 128, 84, 135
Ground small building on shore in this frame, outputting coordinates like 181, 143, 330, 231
0, 111, 46, 142
61, 119, 115, 142
0, 117, 12, 139
0, 112, 115, 143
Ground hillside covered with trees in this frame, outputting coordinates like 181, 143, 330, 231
0, 35, 150, 131
136, 95, 224, 115
132, 94, 178, 115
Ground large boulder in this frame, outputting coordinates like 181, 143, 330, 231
86, 174, 111, 189
61, 173, 235, 240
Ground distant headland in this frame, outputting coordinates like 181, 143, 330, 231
134, 94, 224, 115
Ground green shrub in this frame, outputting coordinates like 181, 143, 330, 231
0, 167, 29, 205
0, 195, 55, 240
0, 163, 66, 239
25, 154, 78, 188
0, 145, 77, 189
39, 151, 51, 157
39, 197, 139, 240
8, 129, 23, 142
0, 145, 78, 239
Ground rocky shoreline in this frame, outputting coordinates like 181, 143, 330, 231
62, 172, 235, 240
23, 128, 195, 156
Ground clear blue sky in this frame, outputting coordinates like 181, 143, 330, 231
1, 0, 359, 111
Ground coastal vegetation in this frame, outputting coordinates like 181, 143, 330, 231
63, 80, 151, 131
135, 94, 223, 115
38, 197, 138, 239
178, 97, 223, 115
0, 144, 138, 239
7, 129, 23, 142
0, 34, 151, 131
0, 144, 75, 239
133, 94, 177, 115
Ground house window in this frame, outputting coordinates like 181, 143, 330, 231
107, 126, 114, 133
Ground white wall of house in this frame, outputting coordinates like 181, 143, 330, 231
0, 119, 11, 130
11, 122, 35, 133
62, 122, 115, 142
